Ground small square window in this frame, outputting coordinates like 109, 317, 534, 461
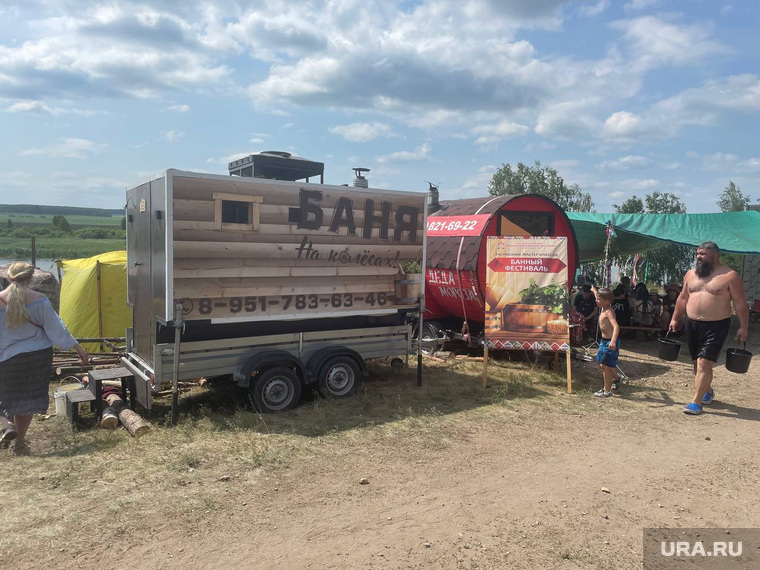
222, 200, 250, 224
213, 192, 263, 231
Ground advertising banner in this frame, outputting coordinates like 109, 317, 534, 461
484, 236, 570, 352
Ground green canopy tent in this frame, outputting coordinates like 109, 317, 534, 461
566, 211, 760, 263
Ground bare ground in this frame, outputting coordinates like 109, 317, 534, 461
2, 322, 760, 569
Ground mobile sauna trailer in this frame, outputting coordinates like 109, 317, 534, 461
421, 194, 578, 352
123, 165, 426, 412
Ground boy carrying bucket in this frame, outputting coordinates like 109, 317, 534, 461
592, 287, 620, 398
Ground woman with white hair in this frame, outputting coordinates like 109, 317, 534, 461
0, 262, 89, 455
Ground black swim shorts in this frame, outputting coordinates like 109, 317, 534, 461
684, 317, 731, 362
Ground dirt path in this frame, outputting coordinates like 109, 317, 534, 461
8, 331, 760, 569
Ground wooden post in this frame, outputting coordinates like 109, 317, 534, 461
554, 351, 559, 373
482, 345, 489, 388
566, 350, 572, 393
95, 260, 104, 351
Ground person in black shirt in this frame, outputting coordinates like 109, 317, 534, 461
573, 284, 598, 333
611, 284, 631, 327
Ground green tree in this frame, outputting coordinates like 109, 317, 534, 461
488, 160, 594, 212
120, 216, 127, 230
51, 215, 72, 233
611, 191, 692, 285
6, 218, 13, 229
645, 191, 687, 214
613, 196, 644, 213
718, 181, 751, 212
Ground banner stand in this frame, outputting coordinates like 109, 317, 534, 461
482, 345, 489, 388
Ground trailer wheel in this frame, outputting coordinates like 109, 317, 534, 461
414, 322, 441, 356
249, 367, 302, 413
318, 356, 362, 398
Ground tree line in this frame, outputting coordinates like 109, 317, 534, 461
0, 204, 123, 216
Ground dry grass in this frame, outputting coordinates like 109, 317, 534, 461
0, 350, 652, 558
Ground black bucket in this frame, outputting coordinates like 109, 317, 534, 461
658, 335, 682, 361
725, 345, 752, 374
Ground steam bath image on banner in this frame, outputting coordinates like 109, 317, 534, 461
484, 236, 570, 352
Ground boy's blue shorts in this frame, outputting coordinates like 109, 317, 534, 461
596, 338, 619, 368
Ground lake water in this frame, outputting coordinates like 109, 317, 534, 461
0, 258, 60, 280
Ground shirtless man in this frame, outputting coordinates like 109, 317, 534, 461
669, 242, 748, 415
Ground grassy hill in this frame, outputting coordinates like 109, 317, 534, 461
0, 204, 126, 258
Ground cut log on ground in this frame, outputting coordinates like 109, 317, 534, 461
100, 407, 119, 429
105, 394, 151, 438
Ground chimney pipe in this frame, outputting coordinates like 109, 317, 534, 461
427, 182, 441, 214
352, 167, 370, 188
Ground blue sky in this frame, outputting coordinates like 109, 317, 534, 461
0, 0, 757, 213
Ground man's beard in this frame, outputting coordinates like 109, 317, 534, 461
696, 260, 713, 277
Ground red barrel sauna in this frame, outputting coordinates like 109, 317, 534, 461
424, 194, 579, 339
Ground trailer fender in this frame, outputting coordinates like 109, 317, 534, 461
305, 347, 367, 384
237, 351, 306, 389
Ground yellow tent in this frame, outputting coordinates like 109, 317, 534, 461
59, 251, 132, 352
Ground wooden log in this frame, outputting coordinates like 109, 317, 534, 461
105, 394, 150, 438
435, 351, 456, 362
173, 240, 422, 259
173, 264, 399, 279
174, 228, 421, 246
100, 407, 119, 429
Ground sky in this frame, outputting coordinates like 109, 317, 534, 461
0, 0, 758, 213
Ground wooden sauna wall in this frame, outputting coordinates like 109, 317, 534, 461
170, 175, 425, 321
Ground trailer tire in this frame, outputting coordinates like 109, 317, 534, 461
249, 367, 302, 413
414, 322, 441, 356
318, 356, 362, 399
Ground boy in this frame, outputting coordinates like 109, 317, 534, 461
592, 286, 620, 397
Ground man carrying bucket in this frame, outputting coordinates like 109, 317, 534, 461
669, 242, 749, 415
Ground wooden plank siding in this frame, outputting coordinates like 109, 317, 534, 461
170, 174, 425, 321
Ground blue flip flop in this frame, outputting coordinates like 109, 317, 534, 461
701, 390, 714, 405
683, 402, 703, 415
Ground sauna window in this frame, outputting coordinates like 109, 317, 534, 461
222, 200, 249, 224
213, 192, 263, 231
500, 212, 554, 237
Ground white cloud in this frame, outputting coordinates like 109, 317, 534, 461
206, 152, 252, 166
737, 158, 760, 172
618, 178, 660, 191
376, 143, 431, 164
249, 138, 265, 145
611, 16, 731, 71
164, 104, 190, 112
330, 122, 394, 143
0, 5, 232, 100
472, 120, 529, 144
6, 100, 59, 114
624, 0, 658, 11
597, 155, 652, 170
19, 137, 105, 158
578, 0, 609, 18
161, 129, 184, 142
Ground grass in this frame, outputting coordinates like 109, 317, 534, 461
0, 354, 612, 560
0, 237, 125, 259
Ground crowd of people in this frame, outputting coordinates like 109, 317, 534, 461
571, 276, 682, 342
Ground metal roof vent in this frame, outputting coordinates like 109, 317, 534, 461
228, 151, 324, 183
352, 168, 370, 188
427, 182, 441, 214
